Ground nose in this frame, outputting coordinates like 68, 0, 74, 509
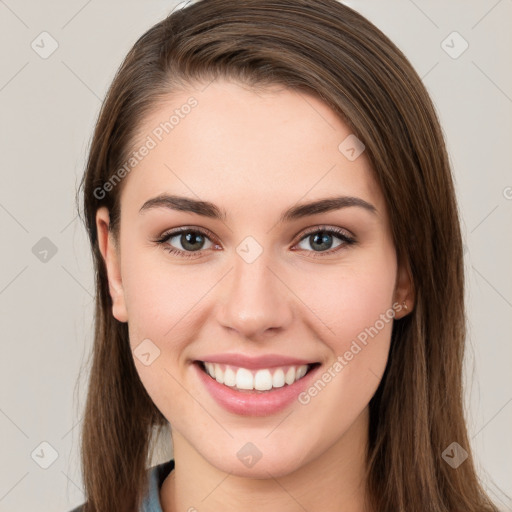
216, 250, 293, 340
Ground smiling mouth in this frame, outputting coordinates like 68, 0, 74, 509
196, 361, 321, 393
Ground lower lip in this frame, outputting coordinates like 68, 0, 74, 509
194, 361, 320, 416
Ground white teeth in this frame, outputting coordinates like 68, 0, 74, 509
285, 367, 296, 385
202, 362, 312, 391
223, 366, 236, 387
236, 368, 254, 390
296, 365, 308, 379
272, 368, 285, 388
254, 369, 273, 391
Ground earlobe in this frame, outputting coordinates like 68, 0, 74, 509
393, 256, 415, 319
95, 207, 128, 323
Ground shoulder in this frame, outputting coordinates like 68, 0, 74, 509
67, 459, 175, 512
142, 458, 175, 511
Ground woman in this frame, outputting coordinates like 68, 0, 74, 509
72, 0, 500, 510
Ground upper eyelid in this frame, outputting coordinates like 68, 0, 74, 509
298, 225, 354, 240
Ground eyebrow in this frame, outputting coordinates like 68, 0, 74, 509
139, 194, 377, 223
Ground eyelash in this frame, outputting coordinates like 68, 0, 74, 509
152, 225, 356, 260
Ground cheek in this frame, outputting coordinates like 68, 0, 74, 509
292, 247, 397, 408
120, 245, 205, 343
296, 246, 397, 353
119, 247, 206, 418
331, 269, 396, 349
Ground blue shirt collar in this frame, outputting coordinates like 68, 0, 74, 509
141, 459, 175, 512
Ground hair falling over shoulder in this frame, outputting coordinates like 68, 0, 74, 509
76, 1, 500, 510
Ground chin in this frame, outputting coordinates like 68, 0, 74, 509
196, 437, 314, 479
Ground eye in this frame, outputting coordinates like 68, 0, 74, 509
153, 225, 356, 259
153, 227, 218, 259
293, 226, 356, 257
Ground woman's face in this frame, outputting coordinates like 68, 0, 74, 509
97, 80, 411, 478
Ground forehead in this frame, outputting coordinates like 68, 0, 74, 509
119, 80, 385, 220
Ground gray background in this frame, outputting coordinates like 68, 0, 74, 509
0, 1, 511, 511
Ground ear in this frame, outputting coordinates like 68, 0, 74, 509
393, 254, 414, 319
96, 206, 128, 323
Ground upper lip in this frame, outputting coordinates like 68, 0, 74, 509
196, 353, 318, 369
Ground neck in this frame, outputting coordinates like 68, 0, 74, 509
160, 408, 371, 512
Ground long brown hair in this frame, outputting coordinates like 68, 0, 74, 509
77, 1, 499, 510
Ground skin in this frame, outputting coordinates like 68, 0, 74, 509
96, 80, 413, 512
